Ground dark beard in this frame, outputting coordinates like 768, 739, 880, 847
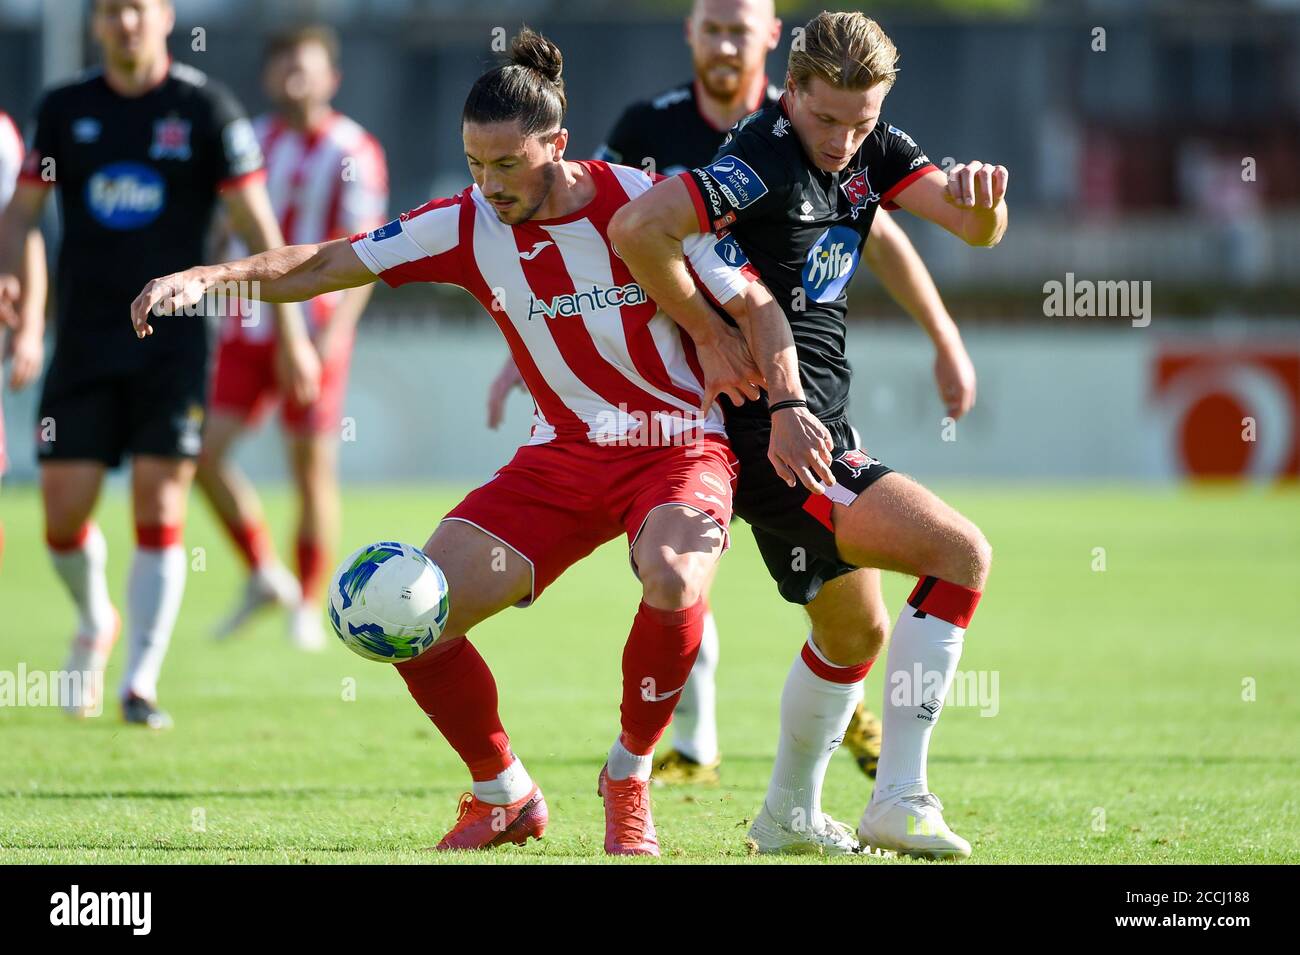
515, 162, 557, 223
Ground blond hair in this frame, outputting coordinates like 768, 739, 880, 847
788, 11, 899, 93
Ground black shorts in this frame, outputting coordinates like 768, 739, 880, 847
729, 414, 892, 605
36, 344, 209, 468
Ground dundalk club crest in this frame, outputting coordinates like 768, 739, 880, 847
840, 168, 879, 220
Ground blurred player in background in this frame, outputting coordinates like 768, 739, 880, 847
197, 25, 388, 650
614, 11, 1006, 856
0, 109, 48, 573
488, 0, 978, 788
131, 29, 771, 857
0, 0, 319, 727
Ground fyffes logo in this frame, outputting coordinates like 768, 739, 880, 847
85, 162, 165, 230
802, 225, 861, 303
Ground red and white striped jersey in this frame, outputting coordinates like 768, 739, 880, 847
350, 161, 753, 446
226, 110, 387, 341
0, 111, 23, 208
0, 110, 22, 466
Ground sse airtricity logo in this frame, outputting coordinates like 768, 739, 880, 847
85, 162, 165, 230
802, 226, 861, 303
701, 155, 768, 210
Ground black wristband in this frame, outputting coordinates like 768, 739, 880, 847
768, 399, 808, 413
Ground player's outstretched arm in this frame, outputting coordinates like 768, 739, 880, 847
130, 238, 374, 340
6, 228, 47, 391
221, 178, 323, 404
893, 162, 1008, 248
0, 182, 47, 329
609, 177, 762, 410
864, 212, 976, 418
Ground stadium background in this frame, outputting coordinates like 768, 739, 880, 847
1, 0, 1297, 484
0, 0, 1297, 864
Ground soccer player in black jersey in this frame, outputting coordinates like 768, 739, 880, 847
612, 11, 1007, 857
488, 0, 979, 790
0, 0, 320, 728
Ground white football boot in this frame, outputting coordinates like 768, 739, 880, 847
857, 792, 972, 860
289, 603, 327, 652
213, 563, 301, 640
747, 801, 861, 856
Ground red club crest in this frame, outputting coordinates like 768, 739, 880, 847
839, 169, 879, 219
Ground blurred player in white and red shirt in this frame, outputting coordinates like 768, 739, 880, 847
0, 109, 48, 571
197, 25, 388, 650
130, 30, 774, 857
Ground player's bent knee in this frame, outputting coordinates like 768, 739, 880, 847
961, 526, 993, 590
638, 551, 709, 611
867, 613, 891, 652
808, 597, 890, 665
810, 622, 877, 667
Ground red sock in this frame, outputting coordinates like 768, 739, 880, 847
395, 637, 514, 781
136, 523, 182, 548
219, 515, 269, 570
619, 599, 706, 755
296, 536, 326, 601
907, 575, 982, 627
46, 522, 92, 553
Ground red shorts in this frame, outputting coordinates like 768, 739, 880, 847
444, 436, 738, 605
209, 335, 352, 435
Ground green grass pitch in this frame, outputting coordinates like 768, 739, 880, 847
0, 482, 1297, 864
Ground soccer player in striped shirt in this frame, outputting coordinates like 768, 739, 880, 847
0, 109, 48, 571
198, 25, 389, 650
130, 30, 772, 857
489, 0, 978, 788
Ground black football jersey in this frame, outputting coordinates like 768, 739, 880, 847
22, 62, 262, 371
682, 98, 935, 425
594, 79, 782, 177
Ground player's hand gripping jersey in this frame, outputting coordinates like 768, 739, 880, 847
680, 98, 935, 426
350, 160, 751, 446
678, 98, 937, 604
350, 160, 754, 603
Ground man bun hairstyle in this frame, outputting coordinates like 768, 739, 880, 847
462, 27, 567, 136
789, 11, 899, 93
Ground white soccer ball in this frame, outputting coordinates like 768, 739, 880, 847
327, 541, 451, 662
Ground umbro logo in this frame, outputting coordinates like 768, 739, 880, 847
73, 118, 101, 143
519, 240, 553, 260
773, 116, 791, 138
920, 697, 943, 716
799, 200, 815, 221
